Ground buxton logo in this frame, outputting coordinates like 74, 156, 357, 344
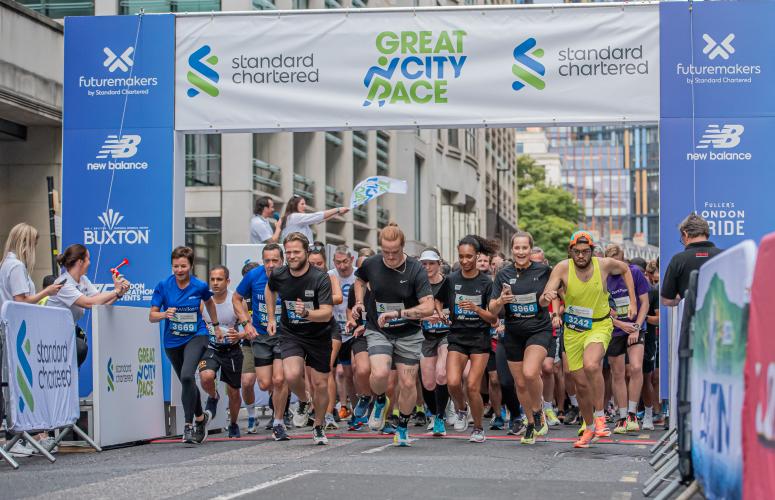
697, 124, 744, 149
84, 209, 150, 245
103, 47, 134, 73
16, 321, 34, 413
512, 38, 545, 91
702, 33, 735, 61
107, 357, 116, 392
96, 134, 141, 159
187, 45, 219, 98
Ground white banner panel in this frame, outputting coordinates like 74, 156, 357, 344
93, 305, 165, 447
1, 302, 78, 432
175, 3, 659, 132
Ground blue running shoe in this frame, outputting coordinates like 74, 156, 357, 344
228, 423, 240, 438
247, 417, 257, 434
205, 395, 219, 421
381, 423, 396, 435
490, 415, 505, 431
394, 426, 411, 446
354, 396, 371, 420
432, 416, 447, 437
369, 397, 389, 431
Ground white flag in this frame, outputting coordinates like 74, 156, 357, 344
349, 176, 408, 209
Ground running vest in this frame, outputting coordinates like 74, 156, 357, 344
204, 291, 239, 348
563, 257, 611, 332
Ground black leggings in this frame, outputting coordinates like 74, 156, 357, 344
496, 341, 521, 419
166, 336, 209, 424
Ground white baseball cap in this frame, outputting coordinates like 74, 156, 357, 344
419, 250, 441, 262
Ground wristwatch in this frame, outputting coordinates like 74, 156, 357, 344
239, 320, 249, 328
212, 322, 220, 327
301, 309, 310, 318
633, 323, 641, 331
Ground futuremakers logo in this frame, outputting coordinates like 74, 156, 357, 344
16, 321, 34, 413
512, 38, 545, 91
187, 45, 219, 98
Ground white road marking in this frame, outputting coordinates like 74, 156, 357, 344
610, 492, 632, 500
211, 470, 320, 500
362, 443, 394, 454
619, 471, 639, 483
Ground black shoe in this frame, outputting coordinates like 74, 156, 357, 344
507, 417, 525, 436
484, 406, 494, 419
413, 411, 428, 427
389, 414, 400, 428
228, 423, 240, 438
564, 406, 580, 425
205, 395, 219, 421
182, 424, 195, 444
193, 413, 210, 444
265, 420, 274, 431
273, 424, 290, 441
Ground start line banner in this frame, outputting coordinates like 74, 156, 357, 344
175, 3, 659, 132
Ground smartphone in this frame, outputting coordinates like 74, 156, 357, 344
54, 275, 68, 286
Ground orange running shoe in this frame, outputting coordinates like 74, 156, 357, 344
594, 416, 611, 438
574, 429, 595, 448
339, 405, 352, 420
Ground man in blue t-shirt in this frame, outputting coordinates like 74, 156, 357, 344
234, 243, 290, 441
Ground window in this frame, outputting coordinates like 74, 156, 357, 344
185, 217, 221, 280
414, 155, 423, 241
253, 0, 276, 9
516, 142, 524, 154
465, 128, 477, 155
447, 129, 459, 148
293, 0, 307, 7
18, 0, 94, 17
376, 131, 390, 175
185, 134, 221, 187
119, 0, 221, 15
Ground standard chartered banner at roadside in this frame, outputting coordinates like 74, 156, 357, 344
175, 4, 659, 132
1, 302, 78, 432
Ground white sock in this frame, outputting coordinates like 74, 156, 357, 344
246, 405, 256, 418
273, 418, 284, 427
569, 395, 578, 407
645, 406, 653, 418
628, 401, 638, 414
543, 401, 553, 411
619, 407, 627, 419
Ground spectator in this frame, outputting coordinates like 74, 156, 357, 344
250, 196, 281, 244
661, 214, 722, 306
0, 223, 62, 309
629, 257, 647, 274
37, 275, 57, 305
279, 195, 349, 244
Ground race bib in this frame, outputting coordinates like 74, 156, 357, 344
564, 305, 594, 332
422, 309, 450, 332
257, 301, 282, 332
508, 293, 539, 318
285, 300, 314, 324
208, 324, 234, 346
170, 311, 198, 335
376, 302, 405, 327
613, 296, 630, 318
454, 294, 482, 320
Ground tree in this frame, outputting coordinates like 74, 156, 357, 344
517, 155, 583, 265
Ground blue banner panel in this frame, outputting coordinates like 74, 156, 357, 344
63, 14, 175, 397
660, 1, 775, 119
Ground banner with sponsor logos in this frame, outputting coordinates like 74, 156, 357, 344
174, 4, 659, 132
1, 302, 78, 432
92, 306, 165, 447
690, 240, 755, 500
63, 14, 178, 397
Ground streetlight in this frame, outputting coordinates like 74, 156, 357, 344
495, 162, 510, 248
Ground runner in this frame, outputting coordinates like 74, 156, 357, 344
149, 246, 218, 445
418, 248, 451, 437
330, 246, 358, 421
438, 235, 497, 443
266, 233, 334, 445
604, 244, 650, 434
199, 266, 244, 438
352, 223, 434, 447
489, 232, 554, 445
542, 231, 637, 448
234, 261, 261, 434
234, 244, 290, 440
642, 258, 660, 430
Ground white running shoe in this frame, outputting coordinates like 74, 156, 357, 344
453, 409, 469, 432
324, 413, 339, 431
642, 413, 655, 431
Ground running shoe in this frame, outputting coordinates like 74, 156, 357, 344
545, 408, 561, 426
394, 426, 411, 447
578, 420, 587, 437
389, 413, 400, 430
453, 409, 469, 432
594, 416, 611, 438
325, 413, 339, 431
413, 411, 428, 428
507, 417, 525, 436
339, 405, 352, 420
521, 424, 536, 445
9, 440, 34, 457
653, 413, 665, 425
614, 418, 628, 434
564, 406, 580, 425
535, 414, 549, 437
574, 429, 595, 448
313, 425, 328, 445
247, 417, 258, 434
642, 413, 655, 431
228, 423, 240, 438
284, 409, 294, 427
182, 424, 195, 444
427, 416, 436, 432
432, 416, 447, 436
626, 415, 640, 432
469, 428, 486, 443
489, 415, 505, 431
483, 406, 494, 419
353, 396, 371, 420
369, 397, 390, 431
333, 410, 341, 423
381, 423, 396, 435
273, 424, 290, 441
445, 402, 457, 426
36, 437, 59, 454
293, 401, 311, 428
265, 420, 274, 431
193, 412, 210, 444
205, 395, 219, 421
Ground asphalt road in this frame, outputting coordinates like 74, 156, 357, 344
1, 419, 660, 500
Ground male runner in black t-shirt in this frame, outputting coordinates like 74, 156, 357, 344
352, 224, 434, 446
266, 232, 334, 445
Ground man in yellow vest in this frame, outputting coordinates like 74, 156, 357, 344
542, 231, 637, 448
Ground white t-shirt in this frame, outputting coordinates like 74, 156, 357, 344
46, 271, 98, 323
329, 267, 357, 340
280, 211, 325, 244
250, 215, 274, 244
0, 252, 35, 310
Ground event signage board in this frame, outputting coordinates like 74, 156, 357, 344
175, 3, 659, 132
62, 14, 177, 397
691, 240, 755, 500
1, 303, 78, 432
92, 306, 165, 447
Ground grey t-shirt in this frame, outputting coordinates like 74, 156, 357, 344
46, 271, 98, 323
0, 252, 35, 310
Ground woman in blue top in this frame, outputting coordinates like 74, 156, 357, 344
149, 246, 219, 445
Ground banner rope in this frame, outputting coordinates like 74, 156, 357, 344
688, 0, 697, 213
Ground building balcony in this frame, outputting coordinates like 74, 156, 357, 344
293, 173, 314, 201
253, 158, 281, 193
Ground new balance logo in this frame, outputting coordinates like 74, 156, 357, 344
702, 33, 735, 61
96, 135, 141, 159
103, 47, 134, 73
187, 45, 219, 98
512, 38, 545, 91
697, 124, 744, 149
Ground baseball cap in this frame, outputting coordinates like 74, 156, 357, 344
419, 250, 441, 262
569, 230, 595, 248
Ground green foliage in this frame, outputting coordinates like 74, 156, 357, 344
517, 155, 583, 265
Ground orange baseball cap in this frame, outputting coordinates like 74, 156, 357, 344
569, 230, 595, 248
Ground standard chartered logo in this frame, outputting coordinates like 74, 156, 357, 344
187, 45, 220, 98
107, 357, 116, 392
512, 38, 545, 91
16, 322, 35, 413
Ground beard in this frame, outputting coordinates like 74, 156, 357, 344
289, 258, 307, 271
573, 257, 592, 270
